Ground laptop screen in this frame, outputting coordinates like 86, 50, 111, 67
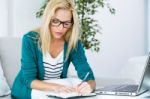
138, 53, 150, 93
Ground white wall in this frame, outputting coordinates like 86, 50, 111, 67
86, 0, 146, 78
0, 0, 8, 36
1, 0, 147, 78
12, 0, 42, 36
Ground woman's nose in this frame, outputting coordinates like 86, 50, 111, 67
57, 23, 64, 30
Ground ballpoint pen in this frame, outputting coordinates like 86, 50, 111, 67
79, 72, 90, 85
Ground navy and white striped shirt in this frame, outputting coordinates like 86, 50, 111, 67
43, 50, 64, 80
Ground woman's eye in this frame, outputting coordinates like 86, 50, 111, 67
53, 20, 59, 23
64, 22, 71, 26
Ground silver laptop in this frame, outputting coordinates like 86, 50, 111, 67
96, 54, 150, 96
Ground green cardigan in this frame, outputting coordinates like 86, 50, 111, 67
11, 31, 95, 99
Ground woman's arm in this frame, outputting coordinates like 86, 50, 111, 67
31, 80, 60, 91
70, 41, 95, 81
31, 80, 75, 92
70, 41, 96, 95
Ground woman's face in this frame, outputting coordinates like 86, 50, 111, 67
50, 9, 73, 40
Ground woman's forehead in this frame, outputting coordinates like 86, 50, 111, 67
53, 9, 72, 21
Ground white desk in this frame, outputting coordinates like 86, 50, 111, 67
86, 91, 150, 99
32, 91, 150, 99
32, 78, 150, 99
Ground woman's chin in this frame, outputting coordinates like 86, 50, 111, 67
53, 35, 63, 39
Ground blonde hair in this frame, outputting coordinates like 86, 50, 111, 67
39, 0, 81, 60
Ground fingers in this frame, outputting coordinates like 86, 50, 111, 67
76, 82, 93, 96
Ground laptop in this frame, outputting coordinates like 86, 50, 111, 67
96, 54, 150, 96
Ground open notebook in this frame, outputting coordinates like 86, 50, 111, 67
47, 90, 96, 99
44, 78, 96, 99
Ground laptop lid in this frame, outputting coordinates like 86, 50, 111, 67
137, 53, 150, 94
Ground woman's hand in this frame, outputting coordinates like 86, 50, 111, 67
76, 82, 93, 96
31, 80, 76, 93
53, 84, 76, 93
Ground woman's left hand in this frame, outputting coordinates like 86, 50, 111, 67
76, 82, 93, 96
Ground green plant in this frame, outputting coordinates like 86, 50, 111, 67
36, 0, 115, 52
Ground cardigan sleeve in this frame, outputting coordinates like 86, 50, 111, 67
70, 41, 95, 81
21, 34, 38, 88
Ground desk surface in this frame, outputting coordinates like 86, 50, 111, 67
85, 91, 150, 99
32, 78, 150, 99
32, 91, 150, 99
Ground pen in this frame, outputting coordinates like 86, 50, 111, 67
79, 72, 90, 85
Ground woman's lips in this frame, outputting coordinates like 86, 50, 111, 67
56, 32, 63, 36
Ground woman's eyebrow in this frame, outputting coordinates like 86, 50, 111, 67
52, 18, 72, 22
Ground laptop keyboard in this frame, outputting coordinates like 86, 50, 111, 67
113, 85, 138, 92
99, 84, 138, 92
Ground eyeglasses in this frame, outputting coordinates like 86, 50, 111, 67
50, 18, 73, 28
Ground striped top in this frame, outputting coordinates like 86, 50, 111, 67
43, 50, 64, 80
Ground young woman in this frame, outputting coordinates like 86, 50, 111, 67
11, 0, 96, 98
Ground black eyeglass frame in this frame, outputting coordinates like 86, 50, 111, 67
50, 18, 73, 28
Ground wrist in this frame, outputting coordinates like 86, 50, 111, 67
87, 80, 96, 92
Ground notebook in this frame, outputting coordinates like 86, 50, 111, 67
47, 91, 96, 99
44, 78, 97, 98
96, 54, 150, 96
